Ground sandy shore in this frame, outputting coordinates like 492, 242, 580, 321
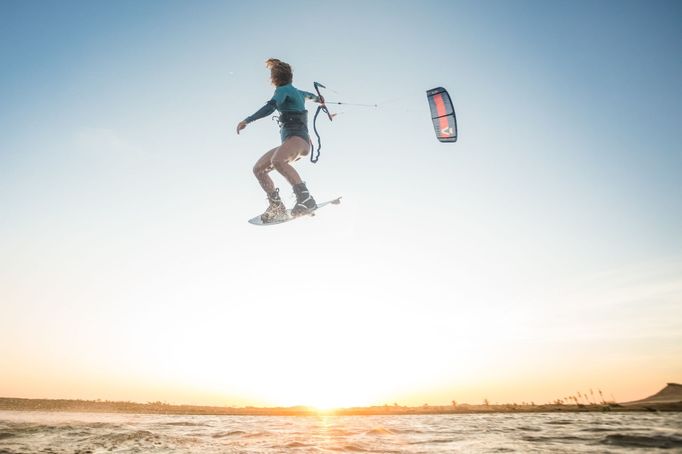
3, 383, 680, 416
1, 397, 680, 416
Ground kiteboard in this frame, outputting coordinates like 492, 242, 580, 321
248, 197, 342, 226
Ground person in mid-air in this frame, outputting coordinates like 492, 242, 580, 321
237, 58, 324, 222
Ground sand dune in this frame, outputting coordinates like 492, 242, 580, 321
622, 383, 682, 406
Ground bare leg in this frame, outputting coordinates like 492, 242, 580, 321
253, 146, 279, 193
271, 136, 310, 186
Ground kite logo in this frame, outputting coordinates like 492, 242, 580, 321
441, 127, 453, 136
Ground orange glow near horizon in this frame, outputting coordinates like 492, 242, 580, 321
1, 341, 677, 409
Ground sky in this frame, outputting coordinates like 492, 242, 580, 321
1, 0, 681, 409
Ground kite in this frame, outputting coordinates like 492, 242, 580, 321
426, 87, 457, 143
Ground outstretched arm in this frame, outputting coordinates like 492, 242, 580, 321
244, 99, 277, 123
237, 99, 277, 134
299, 90, 322, 103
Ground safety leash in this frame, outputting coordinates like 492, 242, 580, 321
310, 82, 333, 163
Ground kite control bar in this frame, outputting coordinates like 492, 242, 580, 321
309, 82, 379, 163
310, 82, 333, 163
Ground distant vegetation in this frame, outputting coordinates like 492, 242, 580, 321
1, 391, 680, 417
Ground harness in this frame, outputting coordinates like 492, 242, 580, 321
277, 110, 308, 129
271, 82, 334, 164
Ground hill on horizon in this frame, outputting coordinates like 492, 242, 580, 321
623, 383, 682, 405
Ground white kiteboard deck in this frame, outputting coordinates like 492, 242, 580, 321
248, 197, 342, 226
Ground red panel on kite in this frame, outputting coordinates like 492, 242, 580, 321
426, 87, 457, 143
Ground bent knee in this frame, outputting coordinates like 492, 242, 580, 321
253, 163, 270, 177
272, 159, 290, 172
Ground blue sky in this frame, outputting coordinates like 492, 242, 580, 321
1, 0, 681, 407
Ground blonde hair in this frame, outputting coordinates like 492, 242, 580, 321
266, 58, 293, 86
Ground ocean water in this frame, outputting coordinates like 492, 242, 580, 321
0, 410, 681, 453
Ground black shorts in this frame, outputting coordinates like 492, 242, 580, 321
280, 127, 310, 143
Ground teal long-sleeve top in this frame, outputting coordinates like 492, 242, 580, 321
244, 84, 319, 123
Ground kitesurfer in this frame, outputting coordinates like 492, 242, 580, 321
237, 58, 324, 222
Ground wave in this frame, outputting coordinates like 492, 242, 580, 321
327, 442, 372, 452
0, 422, 121, 436
212, 429, 247, 437
522, 435, 589, 443
579, 426, 613, 432
241, 430, 272, 438
603, 433, 682, 449
283, 441, 310, 448
2, 411, 680, 453
409, 437, 456, 444
365, 427, 396, 435
161, 421, 206, 427
545, 419, 574, 425
91, 429, 161, 445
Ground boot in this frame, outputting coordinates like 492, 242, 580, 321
260, 188, 287, 223
291, 182, 317, 217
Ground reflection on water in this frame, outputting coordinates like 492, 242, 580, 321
0, 410, 681, 453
